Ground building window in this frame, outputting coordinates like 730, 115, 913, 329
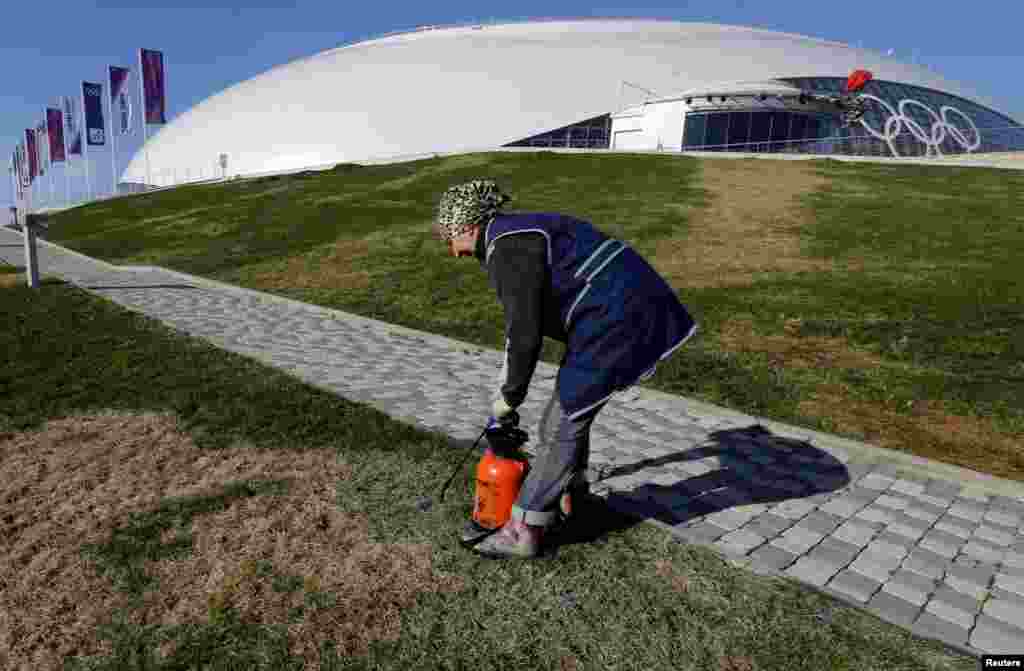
704, 112, 729, 150
503, 114, 612, 149
682, 114, 707, 148
749, 112, 772, 151
728, 112, 751, 150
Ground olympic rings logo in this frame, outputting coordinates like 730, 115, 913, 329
858, 94, 982, 158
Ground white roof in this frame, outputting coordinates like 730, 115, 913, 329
123, 18, 1010, 182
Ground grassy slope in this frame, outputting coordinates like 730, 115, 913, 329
0, 279, 976, 670
38, 151, 1024, 480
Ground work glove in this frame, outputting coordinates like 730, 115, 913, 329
492, 396, 516, 423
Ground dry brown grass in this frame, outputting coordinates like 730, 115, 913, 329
798, 386, 1024, 479
653, 558, 691, 593
712, 319, 1022, 478
0, 272, 22, 289
244, 238, 373, 292
651, 159, 859, 289
0, 410, 463, 670
716, 318, 884, 371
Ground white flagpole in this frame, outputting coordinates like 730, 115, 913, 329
108, 68, 117, 197
81, 87, 92, 202
138, 50, 151, 189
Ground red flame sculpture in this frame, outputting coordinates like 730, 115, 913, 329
846, 69, 873, 93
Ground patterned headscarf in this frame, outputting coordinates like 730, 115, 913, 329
435, 179, 511, 242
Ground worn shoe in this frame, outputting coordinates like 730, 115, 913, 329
472, 518, 544, 559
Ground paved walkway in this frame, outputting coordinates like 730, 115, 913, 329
3, 227, 1023, 658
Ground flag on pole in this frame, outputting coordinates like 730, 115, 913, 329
25, 129, 38, 180
140, 49, 166, 124
17, 143, 29, 188
35, 122, 47, 176
12, 150, 23, 198
83, 81, 106, 146
47, 108, 66, 162
64, 95, 82, 155
109, 66, 133, 135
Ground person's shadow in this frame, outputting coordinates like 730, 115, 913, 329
547, 424, 851, 553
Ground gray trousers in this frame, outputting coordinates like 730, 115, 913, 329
509, 393, 606, 527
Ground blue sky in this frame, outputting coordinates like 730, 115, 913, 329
3, 0, 1022, 210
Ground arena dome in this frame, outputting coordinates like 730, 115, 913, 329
122, 18, 1023, 185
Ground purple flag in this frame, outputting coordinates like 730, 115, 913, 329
140, 49, 166, 124
25, 129, 38, 180
64, 95, 82, 155
47, 108, 66, 162
110, 66, 133, 135
83, 81, 106, 146
35, 122, 46, 175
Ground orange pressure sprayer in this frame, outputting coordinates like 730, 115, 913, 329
461, 413, 530, 546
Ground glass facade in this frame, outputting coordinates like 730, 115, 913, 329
503, 78, 1022, 156
682, 77, 1024, 156
503, 114, 612, 148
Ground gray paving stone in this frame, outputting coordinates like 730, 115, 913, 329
718, 528, 768, 555
770, 527, 824, 556
910, 612, 970, 648
798, 510, 844, 535
929, 586, 984, 615
901, 549, 951, 580
814, 536, 862, 560
748, 544, 799, 572
856, 506, 897, 525
990, 588, 1024, 608
975, 525, 1017, 547
868, 589, 923, 627
864, 538, 911, 561
849, 555, 900, 583
933, 517, 977, 539
827, 569, 882, 603
881, 570, 939, 607
904, 501, 947, 522
969, 614, 1024, 655
859, 473, 895, 490
921, 598, 974, 635
874, 493, 912, 511
948, 503, 986, 524
844, 485, 884, 504
818, 496, 867, 518
670, 521, 731, 544
944, 576, 991, 601
982, 597, 1024, 630
961, 540, 1007, 563
832, 520, 879, 548
884, 479, 923, 497
919, 532, 965, 559
743, 513, 795, 539
999, 564, 1024, 580
996, 574, 1024, 599
785, 556, 845, 587
874, 531, 917, 551
770, 497, 819, 520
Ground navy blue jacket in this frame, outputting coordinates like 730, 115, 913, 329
476, 213, 697, 421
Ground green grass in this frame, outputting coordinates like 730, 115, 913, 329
38, 151, 1024, 479
1, 279, 976, 670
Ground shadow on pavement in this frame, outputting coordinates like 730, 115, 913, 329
548, 424, 852, 553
